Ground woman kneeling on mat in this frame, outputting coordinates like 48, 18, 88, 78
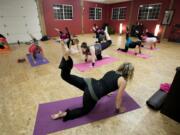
80, 29, 112, 66
51, 40, 134, 121
28, 34, 45, 64
117, 33, 142, 55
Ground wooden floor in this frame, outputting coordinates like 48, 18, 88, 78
0, 34, 180, 135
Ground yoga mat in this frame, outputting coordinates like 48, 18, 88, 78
33, 91, 140, 135
143, 47, 159, 51
117, 50, 151, 59
74, 57, 119, 72
26, 54, 49, 67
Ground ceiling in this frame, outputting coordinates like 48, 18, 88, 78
84, 0, 132, 4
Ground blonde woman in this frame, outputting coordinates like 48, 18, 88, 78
51, 41, 134, 121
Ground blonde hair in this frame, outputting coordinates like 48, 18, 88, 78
117, 62, 134, 80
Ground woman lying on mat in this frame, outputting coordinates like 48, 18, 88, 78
117, 33, 142, 55
51, 40, 134, 121
81, 28, 112, 67
0, 34, 9, 49
28, 34, 45, 63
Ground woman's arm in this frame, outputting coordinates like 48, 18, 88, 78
90, 47, 96, 66
115, 77, 127, 112
104, 27, 111, 41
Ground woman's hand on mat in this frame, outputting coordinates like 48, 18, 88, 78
51, 111, 67, 120
107, 92, 114, 96
115, 106, 126, 113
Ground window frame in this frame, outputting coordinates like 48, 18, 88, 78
137, 3, 161, 21
111, 7, 127, 20
53, 4, 73, 20
89, 7, 102, 20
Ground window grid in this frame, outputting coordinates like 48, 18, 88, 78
53, 4, 73, 20
112, 7, 127, 20
89, 7, 102, 20
138, 3, 161, 20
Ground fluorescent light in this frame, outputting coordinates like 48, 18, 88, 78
119, 23, 123, 35
154, 24, 160, 36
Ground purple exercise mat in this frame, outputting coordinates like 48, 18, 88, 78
33, 91, 140, 135
26, 54, 49, 67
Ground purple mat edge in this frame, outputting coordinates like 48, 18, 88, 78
33, 91, 140, 135
26, 54, 49, 67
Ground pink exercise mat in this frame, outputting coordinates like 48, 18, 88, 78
117, 50, 151, 59
74, 57, 119, 72
143, 47, 160, 51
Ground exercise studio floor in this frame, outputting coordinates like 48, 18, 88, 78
0, 34, 180, 135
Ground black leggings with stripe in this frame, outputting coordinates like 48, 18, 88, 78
96, 40, 112, 60
59, 57, 97, 121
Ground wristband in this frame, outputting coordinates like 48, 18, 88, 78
92, 62, 95, 67
115, 108, 120, 113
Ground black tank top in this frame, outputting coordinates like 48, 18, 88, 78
83, 44, 102, 56
92, 70, 122, 99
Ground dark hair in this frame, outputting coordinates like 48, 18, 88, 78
81, 42, 89, 53
126, 33, 129, 40
59, 31, 63, 34
65, 27, 69, 32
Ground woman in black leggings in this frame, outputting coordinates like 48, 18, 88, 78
81, 29, 112, 66
51, 41, 134, 121
117, 33, 142, 55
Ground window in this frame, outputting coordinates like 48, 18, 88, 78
138, 3, 161, 20
112, 7, 127, 20
89, 7, 102, 20
53, 4, 73, 20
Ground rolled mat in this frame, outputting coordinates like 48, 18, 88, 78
146, 89, 167, 110
26, 54, 49, 67
33, 91, 140, 135
117, 50, 151, 59
74, 57, 119, 72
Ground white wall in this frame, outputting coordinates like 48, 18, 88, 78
0, 0, 42, 43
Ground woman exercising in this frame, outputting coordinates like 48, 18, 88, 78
117, 33, 142, 55
51, 41, 134, 121
141, 34, 157, 49
0, 34, 9, 49
55, 27, 73, 48
81, 29, 112, 66
28, 34, 44, 63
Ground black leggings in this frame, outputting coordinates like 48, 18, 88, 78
120, 41, 141, 52
96, 40, 112, 60
0, 45, 5, 49
59, 57, 97, 121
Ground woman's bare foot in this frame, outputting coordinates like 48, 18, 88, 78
51, 111, 67, 120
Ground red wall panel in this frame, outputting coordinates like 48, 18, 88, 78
108, 1, 131, 33
41, 0, 178, 38
164, 0, 180, 38
131, 0, 171, 34
83, 1, 109, 33
42, 0, 82, 36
